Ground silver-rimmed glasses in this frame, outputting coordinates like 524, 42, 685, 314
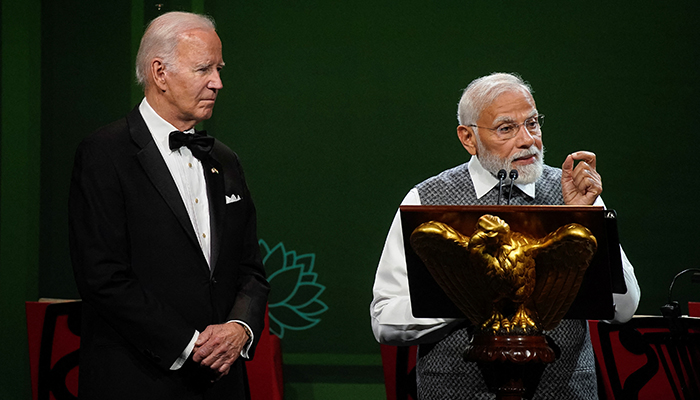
468, 114, 545, 140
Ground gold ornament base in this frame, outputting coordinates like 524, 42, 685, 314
464, 335, 557, 400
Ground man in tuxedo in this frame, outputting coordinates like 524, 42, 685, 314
69, 11, 269, 399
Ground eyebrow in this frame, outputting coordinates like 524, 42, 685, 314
492, 110, 538, 125
195, 61, 226, 69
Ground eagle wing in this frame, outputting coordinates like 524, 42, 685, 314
410, 221, 494, 327
526, 223, 597, 331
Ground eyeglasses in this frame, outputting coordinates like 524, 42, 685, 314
468, 114, 545, 140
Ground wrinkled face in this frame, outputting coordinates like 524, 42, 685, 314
458, 90, 545, 184
162, 29, 224, 129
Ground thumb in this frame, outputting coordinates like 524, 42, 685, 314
562, 154, 574, 176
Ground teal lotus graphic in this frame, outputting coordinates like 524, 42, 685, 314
259, 239, 328, 338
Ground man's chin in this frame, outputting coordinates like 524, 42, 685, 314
194, 108, 214, 122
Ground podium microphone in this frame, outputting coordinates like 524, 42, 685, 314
507, 169, 518, 205
497, 169, 507, 205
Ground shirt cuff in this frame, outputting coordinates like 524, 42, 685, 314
170, 330, 199, 370
228, 320, 254, 359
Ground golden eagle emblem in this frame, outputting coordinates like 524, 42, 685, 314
410, 214, 597, 335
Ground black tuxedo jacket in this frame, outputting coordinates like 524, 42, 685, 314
69, 106, 270, 399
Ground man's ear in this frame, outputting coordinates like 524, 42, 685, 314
150, 59, 168, 92
457, 125, 478, 155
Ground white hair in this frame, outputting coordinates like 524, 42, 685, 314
457, 72, 533, 126
135, 11, 216, 88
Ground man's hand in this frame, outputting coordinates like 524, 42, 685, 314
561, 151, 602, 205
192, 323, 250, 380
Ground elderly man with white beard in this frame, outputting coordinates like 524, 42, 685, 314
370, 73, 640, 400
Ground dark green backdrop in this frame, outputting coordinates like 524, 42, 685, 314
2, 1, 699, 398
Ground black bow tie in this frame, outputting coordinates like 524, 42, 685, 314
169, 130, 214, 161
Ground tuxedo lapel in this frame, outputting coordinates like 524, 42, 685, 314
126, 108, 203, 257
204, 152, 225, 275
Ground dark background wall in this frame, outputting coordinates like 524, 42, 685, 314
2, 0, 698, 398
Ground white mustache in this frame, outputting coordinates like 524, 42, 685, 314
509, 147, 540, 163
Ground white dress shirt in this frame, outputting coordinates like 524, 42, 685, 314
370, 156, 641, 345
139, 99, 212, 265
139, 98, 253, 369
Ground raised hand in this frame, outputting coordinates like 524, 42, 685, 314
561, 151, 602, 205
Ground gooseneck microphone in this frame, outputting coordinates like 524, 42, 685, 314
660, 268, 700, 333
507, 169, 518, 205
497, 169, 507, 205
661, 268, 700, 318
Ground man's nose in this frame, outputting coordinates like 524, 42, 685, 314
209, 71, 223, 90
513, 124, 535, 147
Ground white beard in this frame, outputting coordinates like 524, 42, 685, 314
475, 134, 544, 184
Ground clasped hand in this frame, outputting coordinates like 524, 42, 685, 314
191, 322, 249, 381
561, 151, 602, 205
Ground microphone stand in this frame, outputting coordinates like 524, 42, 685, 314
497, 169, 507, 205
507, 170, 518, 205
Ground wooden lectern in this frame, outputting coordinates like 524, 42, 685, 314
402, 205, 626, 399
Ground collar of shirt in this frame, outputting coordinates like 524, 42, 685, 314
139, 98, 195, 154
467, 155, 536, 200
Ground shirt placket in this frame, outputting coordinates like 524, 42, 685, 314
176, 149, 211, 266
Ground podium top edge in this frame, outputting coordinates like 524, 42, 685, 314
400, 205, 606, 212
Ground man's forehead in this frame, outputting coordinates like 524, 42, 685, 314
481, 90, 537, 122
174, 29, 223, 63
179, 28, 218, 41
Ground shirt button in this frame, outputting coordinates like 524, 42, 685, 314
202, 233, 207, 238
188, 163, 192, 168
195, 198, 199, 204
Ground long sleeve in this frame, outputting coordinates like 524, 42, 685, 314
593, 198, 641, 323
370, 189, 460, 345
608, 246, 641, 323
217, 147, 270, 359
